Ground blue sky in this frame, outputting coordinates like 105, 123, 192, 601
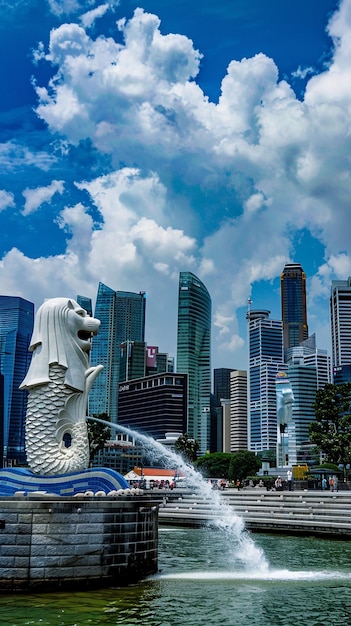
0, 0, 349, 371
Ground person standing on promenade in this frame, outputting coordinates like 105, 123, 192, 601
287, 470, 293, 491
275, 476, 283, 491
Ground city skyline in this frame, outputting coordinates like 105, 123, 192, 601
1, 0, 350, 372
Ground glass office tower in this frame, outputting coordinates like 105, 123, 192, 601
176, 272, 211, 454
89, 283, 146, 422
281, 263, 308, 353
0, 296, 34, 465
214, 368, 235, 404
247, 309, 286, 454
77, 295, 92, 317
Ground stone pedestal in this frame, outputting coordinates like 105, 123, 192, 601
0, 495, 158, 592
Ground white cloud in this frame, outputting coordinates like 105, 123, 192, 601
80, 4, 109, 28
0, 141, 55, 171
22, 180, 65, 215
214, 312, 234, 336
291, 66, 315, 80
309, 253, 351, 302
47, 0, 86, 17
4, 1, 351, 368
0, 190, 15, 211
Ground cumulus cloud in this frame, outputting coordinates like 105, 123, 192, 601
22, 180, 65, 215
3, 1, 351, 366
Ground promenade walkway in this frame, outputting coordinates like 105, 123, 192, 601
157, 488, 351, 537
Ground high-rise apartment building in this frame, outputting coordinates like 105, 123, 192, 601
176, 272, 211, 455
0, 296, 34, 465
330, 278, 351, 382
281, 262, 308, 353
247, 309, 286, 454
89, 283, 146, 422
230, 369, 248, 452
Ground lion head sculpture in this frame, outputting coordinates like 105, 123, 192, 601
20, 297, 100, 392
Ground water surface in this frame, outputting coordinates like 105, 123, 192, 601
1, 527, 351, 626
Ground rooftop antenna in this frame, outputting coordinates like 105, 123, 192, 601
246, 297, 252, 320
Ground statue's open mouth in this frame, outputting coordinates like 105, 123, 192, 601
78, 330, 94, 341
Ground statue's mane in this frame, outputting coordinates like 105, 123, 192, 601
20, 298, 89, 392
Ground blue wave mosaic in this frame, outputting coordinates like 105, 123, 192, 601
0, 467, 129, 497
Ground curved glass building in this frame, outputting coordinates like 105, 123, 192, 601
89, 283, 146, 422
176, 272, 211, 455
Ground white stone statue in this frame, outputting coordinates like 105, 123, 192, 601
20, 297, 103, 475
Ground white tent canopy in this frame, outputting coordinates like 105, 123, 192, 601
124, 470, 140, 481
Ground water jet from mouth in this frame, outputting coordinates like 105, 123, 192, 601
88, 416, 269, 573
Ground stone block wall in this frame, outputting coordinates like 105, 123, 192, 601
0, 495, 158, 592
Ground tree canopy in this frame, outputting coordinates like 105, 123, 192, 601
309, 382, 351, 467
194, 452, 233, 478
194, 450, 260, 481
87, 413, 111, 461
174, 433, 199, 462
228, 450, 261, 482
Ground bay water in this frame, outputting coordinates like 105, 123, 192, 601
1, 526, 351, 626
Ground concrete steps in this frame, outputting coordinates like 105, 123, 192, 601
157, 488, 351, 537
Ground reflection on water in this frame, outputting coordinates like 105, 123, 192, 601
1, 528, 351, 626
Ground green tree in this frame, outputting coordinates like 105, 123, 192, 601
228, 450, 261, 482
87, 413, 111, 461
174, 433, 199, 462
194, 452, 233, 478
309, 382, 351, 466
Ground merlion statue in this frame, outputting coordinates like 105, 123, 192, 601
20, 297, 103, 475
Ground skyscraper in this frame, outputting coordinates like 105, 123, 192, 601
330, 278, 351, 382
247, 309, 286, 454
281, 262, 308, 353
77, 295, 92, 317
286, 364, 317, 464
89, 283, 146, 422
0, 296, 34, 465
214, 368, 235, 404
176, 272, 211, 454
230, 370, 248, 452
119, 341, 146, 382
118, 372, 187, 440
285, 334, 331, 390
